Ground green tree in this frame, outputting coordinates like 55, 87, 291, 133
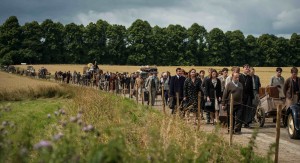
289, 33, 300, 66
83, 20, 109, 64
245, 35, 261, 66
20, 21, 43, 64
64, 23, 85, 63
106, 24, 127, 65
206, 28, 228, 66
257, 34, 279, 66
95, 20, 109, 64
151, 26, 167, 65
165, 24, 188, 65
84, 22, 100, 63
187, 23, 207, 65
127, 19, 152, 65
0, 16, 22, 65
225, 30, 246, 66
275, 37, 291, 66
40, 19, 65, 63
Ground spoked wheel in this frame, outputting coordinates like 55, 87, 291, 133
255, 107, 265, 127
287, 114, 300, 139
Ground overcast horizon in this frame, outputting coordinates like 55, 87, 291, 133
1, 0, 300, 37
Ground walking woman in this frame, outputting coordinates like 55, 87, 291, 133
161, 72, 170, 104
183, 69, 203, 116
204, 69, 222, 124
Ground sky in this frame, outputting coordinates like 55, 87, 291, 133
1, 0, 300, 37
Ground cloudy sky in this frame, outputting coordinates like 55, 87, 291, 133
1, 0, 299, 36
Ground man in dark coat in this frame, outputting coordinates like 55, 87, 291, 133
169, 68, 186, 114
239, 64, 254, 127
284, 67, 300, 108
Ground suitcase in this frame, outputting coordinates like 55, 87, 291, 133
144, 91, 149, 101
219, 104, 228, 123
266, 86, 279, 98
259, 87, 266, 97
259, 87, 279, 98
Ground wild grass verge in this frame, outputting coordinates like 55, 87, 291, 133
0, 87, 273, 162
0, 84, 75, 101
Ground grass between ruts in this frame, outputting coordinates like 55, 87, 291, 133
0, 85, 273, 162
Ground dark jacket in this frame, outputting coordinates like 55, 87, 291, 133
252, 75, 261, 91
204, 78, 222, 101
239, 73, 254, 99
284, 77, 300, 99
169, 75, 186, 98
183, 78, 203, 107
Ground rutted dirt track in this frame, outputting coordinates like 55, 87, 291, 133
1, 71, 299, 162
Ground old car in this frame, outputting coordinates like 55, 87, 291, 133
139, 65, 158, 80
284, 102, 300, 139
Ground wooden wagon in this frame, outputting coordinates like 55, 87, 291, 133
255, 86, 286, 127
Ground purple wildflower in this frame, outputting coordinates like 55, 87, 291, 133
87, 125, 94, 131
34, 140, 53, 150
70, 116, 77, 123
82, 126, 88, 132
53, 133, 64, 141
82, 124, 94, 132
19, 148, 28, 156
2, 121, 8, 127
61, 121, 67, 127
59, 109, 66, 115
77, 119, 83, 126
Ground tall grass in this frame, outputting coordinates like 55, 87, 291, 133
0, 87, 272, 162
0, 84, 75, 101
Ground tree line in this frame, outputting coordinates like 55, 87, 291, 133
0, 16, 300, 66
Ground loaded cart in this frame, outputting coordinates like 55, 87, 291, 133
255, 86, 286, 127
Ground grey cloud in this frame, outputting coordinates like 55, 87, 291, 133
0, 0, 299, 35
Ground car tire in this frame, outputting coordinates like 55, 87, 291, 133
287, 113, 300, 139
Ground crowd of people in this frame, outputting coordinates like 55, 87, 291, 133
144, 65, 299, 135
7, 63, 299, 135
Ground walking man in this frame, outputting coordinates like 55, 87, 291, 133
222, 72, 243, 134
145, 73, 157, 106
169, 68, 186, 114
239, 64, 254, 128
284, 67, 300, 108
270, 67, 285, 98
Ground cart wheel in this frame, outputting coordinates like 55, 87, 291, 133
287, 113, 300, 139
255, 107, 265, 127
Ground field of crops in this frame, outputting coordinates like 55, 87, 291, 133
0, 71, 58, 92
15, 64, 295, 86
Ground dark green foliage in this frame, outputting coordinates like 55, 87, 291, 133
0, 16, 300, 66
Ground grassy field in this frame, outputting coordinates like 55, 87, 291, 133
0, 71, 58, 91
0, 71, 272, 162
0, 71, 74, 101
15, 64, 295, 86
